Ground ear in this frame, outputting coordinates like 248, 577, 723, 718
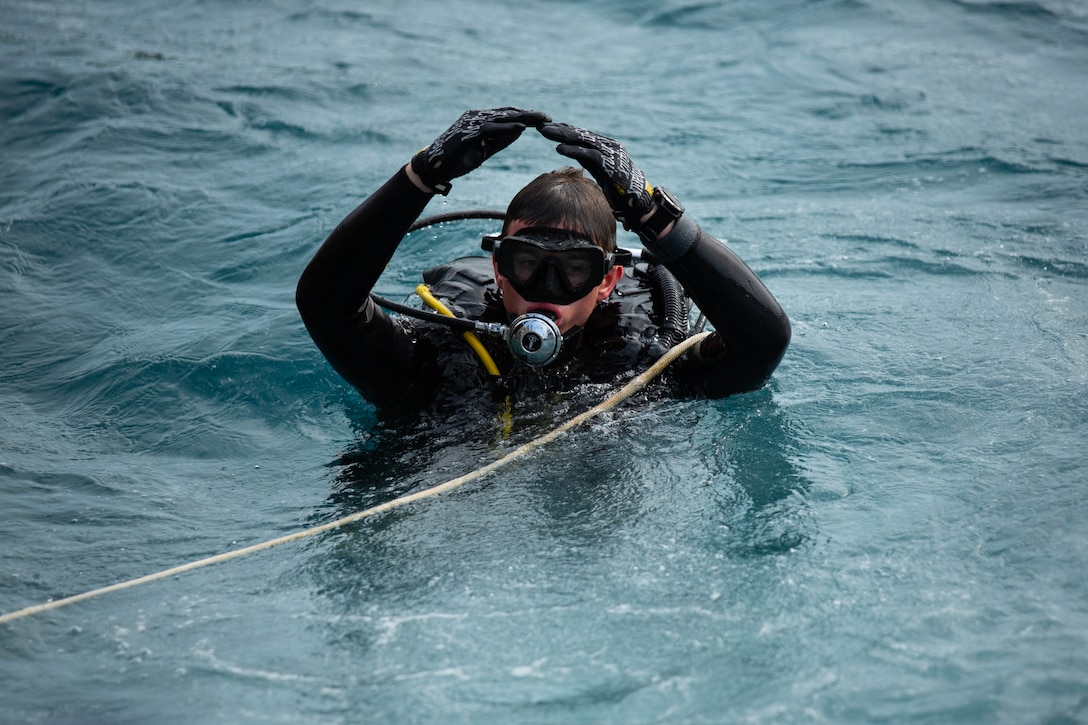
595, 265, 625, 302
492, 256, 504, 290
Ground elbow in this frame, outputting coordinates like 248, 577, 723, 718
295, 269, 319, 328
736, 307, 793, 377
295, 257, 338, 331
697, 311, 791, 397
753, 309, 791, 385
769, 309, 792, 367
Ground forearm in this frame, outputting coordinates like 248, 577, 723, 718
648, 215, 791, 393
295, 165, 435, 400
297, 166, 433, 321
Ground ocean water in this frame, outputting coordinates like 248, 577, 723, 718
2, 0, 1086, 721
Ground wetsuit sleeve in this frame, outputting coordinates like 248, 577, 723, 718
646, 215, 791, 397
295, 166, 436, 408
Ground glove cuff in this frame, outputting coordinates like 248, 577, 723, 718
633, 187, 685, 246
642, 213, 699, 264
410, 151, 452, 196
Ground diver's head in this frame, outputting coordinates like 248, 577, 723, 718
492, 167, 623, 333
501, 166, 617, 251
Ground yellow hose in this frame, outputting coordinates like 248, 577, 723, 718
416, 284, 501, 377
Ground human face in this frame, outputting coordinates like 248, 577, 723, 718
493, 220, 623, 334
494, 229, 611, 305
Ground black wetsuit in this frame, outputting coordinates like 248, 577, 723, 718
296, 167, 791, 417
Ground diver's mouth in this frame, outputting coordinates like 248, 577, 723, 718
527, 303, 561, 320
526, 304, 565, 332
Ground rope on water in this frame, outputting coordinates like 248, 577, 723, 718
0, 332, 710, 625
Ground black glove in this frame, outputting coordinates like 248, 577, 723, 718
411, 107, 550, 195
538, 122, 654, 228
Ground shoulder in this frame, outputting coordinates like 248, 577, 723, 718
580, 262, 673, 370
422, 256, 501, 320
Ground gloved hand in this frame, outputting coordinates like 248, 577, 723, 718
538, 122, 654, 229
411, 107, 550, 195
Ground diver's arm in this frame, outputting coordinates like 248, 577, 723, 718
295, 166, 435, 407
646, 215, 791, 396
537, 121, 790, 396
297, 108, 550, 408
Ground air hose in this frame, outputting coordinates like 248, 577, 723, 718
409, 209, 506, 232
647, 263, 690, 349
369, 291, 564, 369
415, 284, 501, 376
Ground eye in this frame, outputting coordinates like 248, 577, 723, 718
510, 251, 541, 281
562, 255, 594, 286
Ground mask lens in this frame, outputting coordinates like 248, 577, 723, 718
559, 251, 595, 288
508, 244, 546, 284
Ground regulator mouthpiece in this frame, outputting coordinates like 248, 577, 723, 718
506, 312, 562, 368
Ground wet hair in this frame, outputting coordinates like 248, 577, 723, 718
503, 167, 617, 252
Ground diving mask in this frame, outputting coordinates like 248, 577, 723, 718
488, 227, 615, 306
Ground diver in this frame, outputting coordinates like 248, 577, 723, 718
296, 107, 791, 417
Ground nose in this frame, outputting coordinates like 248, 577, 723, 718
542, 259, 564, 296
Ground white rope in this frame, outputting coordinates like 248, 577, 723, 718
0, 332, 710, 625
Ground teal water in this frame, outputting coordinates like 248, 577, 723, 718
2, 0, 1087, 722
